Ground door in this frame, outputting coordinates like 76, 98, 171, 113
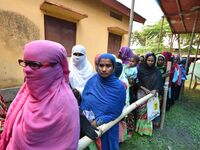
44, 15, 76, 56
107, 32, 122, 57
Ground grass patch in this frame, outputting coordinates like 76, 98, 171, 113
120, 88, 200, 149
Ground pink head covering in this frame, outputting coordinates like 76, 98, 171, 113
94, 54, 101, 65
162, 51, 172, 62
0, 40, 80, 150
94, 54, 101, 71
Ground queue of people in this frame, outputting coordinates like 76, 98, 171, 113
0, 40, 187, 150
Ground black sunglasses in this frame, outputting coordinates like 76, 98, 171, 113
18, 59, 57, 70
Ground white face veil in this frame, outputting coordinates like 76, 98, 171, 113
71, 45, 86, 67
69, 45, 94, 93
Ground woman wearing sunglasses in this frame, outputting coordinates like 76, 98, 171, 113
0, 40, 80, 150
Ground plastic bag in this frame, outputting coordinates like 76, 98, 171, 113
147, 94, 160, 122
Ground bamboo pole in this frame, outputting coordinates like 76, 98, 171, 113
78, 93, 154, 150
169, 34, 174, 53
189, 35, 200, 89
157, 16, 164, 53
185, 11, 199, 75
128, 0, 135, 47
178, 34, 183, 100
177, 34, 181, 56
160, 61, 171, 130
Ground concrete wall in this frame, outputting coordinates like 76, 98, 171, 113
0, 0, 129, 90
0, 0, 43, 88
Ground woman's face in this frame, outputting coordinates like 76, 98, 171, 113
146, 56, 155, 67
72, 52, 85, 63
157, 56, 165, 66
118, 52, 122, 59
98, 58, 114, 78
139, 56, 144, 64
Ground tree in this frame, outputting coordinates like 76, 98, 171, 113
131, 18, 171, 53
131, 17, 198, 55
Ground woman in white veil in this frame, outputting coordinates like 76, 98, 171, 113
69, 45, 94, 94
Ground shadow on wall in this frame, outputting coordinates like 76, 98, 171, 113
0, 9, 40, 88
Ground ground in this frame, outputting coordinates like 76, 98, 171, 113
120, 88, 200, 150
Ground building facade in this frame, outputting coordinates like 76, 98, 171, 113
0, 0, 145, 89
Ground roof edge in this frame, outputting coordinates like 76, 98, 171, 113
100, 0, 146, 24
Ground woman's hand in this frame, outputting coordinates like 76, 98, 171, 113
128, 78, 133, 85
162, 71, 170, 78
91, 120, 97, 127
150, 89, 156, 95
140, 86, 151, 94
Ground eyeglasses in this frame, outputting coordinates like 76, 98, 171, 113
18, 59, 57, 70
73, 53, 84, 56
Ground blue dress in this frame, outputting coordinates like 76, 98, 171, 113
81, 73, 126, 150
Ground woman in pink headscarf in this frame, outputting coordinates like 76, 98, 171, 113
0, 40, 80, 150
94, 53, 101, 71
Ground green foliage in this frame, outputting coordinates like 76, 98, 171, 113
134, 45, 168, 55
131, 18, 170, 51
131, 18, 197, 54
